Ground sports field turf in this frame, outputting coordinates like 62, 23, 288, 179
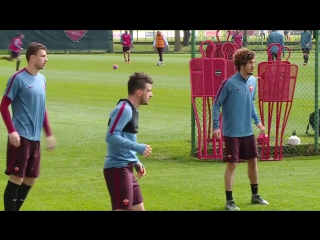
0, 52, 319, 211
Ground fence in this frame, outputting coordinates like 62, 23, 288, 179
190, 30, 320, 160
0, 30, 114, 54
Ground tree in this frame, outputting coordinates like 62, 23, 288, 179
130, 30, 134, 48
182, 30, 191, 46
174, 30, 181, 52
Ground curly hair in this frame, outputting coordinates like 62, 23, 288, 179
233, 48, 256, 72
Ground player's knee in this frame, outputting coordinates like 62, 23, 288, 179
8, 174, 23, 185
23, 177, 37, 186
132, 202, 145, 211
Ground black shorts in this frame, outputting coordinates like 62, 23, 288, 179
123, 46, 130, 52
302, 48, 310, 54
11, 51, 20, 58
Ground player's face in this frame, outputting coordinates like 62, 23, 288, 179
139, 83, 153, 105
244, 59, 255, 75
34, 49, 48, 70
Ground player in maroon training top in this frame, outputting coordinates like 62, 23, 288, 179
0, 33, 25, 71
120, 30, 133, 63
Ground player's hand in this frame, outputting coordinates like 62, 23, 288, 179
46, 135, 56, 151
8, 131, 20, 147
135, 162, 146, 179
213, 129, 221, 139
143, 145, 152, 157
256, 123, 265, 132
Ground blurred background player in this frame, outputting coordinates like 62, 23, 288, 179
284, 30, 291, 41
0, 33, 24, 71
266, 30, 284, 61
120, 30, 133, 64
153, 31, 169, 66
300, 30, 312, 65
231, 30, 243, 49
260, 30, 266, 40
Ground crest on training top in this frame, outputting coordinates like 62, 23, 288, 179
63, 30, 87, 42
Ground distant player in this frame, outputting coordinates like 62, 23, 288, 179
231, 30, 243, 49
0, 42, 56, 211
284, 30, 291, 41
120, 30, 133, 64
266, 30, 285, 61
0, 33, 24, 71
300, 30, 312, 65
103, 72, 153, 211
260, 30, 266, 40
153, 31, 169, 66
213, 48, 269, 211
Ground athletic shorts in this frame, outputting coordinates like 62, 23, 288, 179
224, 134, 258, 163
103, 163, 143, 210
123, 46, 130, 52
5, 136, 41, 178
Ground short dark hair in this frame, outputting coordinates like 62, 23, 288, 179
233, 48, 256, 72
127, 72, 153, 95
25, 42, 47, 62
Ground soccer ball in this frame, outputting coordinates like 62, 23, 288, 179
113, 64, 118, 70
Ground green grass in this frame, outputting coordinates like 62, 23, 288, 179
0, 52, 319, 211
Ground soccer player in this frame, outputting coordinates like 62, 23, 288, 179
212, 48, 269, 211
152, 31, 169, 66
231, 30, 243, 49
260, 30, 266, 40
120, 30, 133, 63
300, 30, 312, 65
103, 72, 153, 211
0, 42, 56, 211
284, 30, 291, 41
266, 30, 285, 61
0, 33, 24, 71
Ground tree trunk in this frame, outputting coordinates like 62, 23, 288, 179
174, 30, 181, 52
243, 30, 248, 47
129, 30, 134, 48
182, 30, 191, 46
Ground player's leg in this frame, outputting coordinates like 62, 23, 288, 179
127, 48, 131, 63
3, 137, 30, 211
305, 48, 310, 65
156, 47, 164, 65
223, 136, 241, 211
240, 135, 268, 205
103, 164, 134, 211
0, 51, 14, 61
123, 47, 127, 63
131, 176, 144, 211
15, 52, 21, 71
15, 140, 40, 211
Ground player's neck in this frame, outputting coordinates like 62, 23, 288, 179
239, 70, 249, 80
127, 96, 140, 109
26, 65, 38, 76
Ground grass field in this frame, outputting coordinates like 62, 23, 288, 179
0, 52, 319, 211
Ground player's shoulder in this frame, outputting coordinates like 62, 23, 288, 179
114, 99, 133, 113
9, 69, 27, 81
